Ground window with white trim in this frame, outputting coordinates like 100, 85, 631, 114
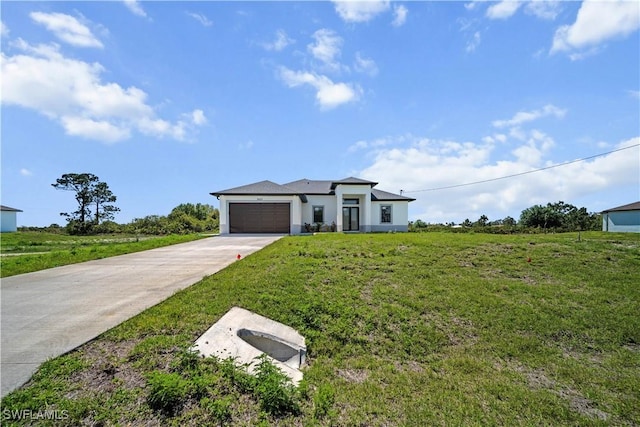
381, 205, 392, 223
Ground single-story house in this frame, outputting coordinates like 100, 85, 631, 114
601, 201, 640, 233
1, 205, 23, 233
211, 177, 415, 234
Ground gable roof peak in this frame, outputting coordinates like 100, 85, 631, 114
331, 177, 378, 188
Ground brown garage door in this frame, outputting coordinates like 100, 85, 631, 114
229, 203, 290, 234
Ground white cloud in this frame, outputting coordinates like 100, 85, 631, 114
1, 21, 9, 37
568, 46, 602, 61
278, 67, 361, 110
348, 135, 402, 152
628, 90, 640, 100
308, 29, 343, 71
1, 40, 205, 143
525, 0, 561, 20
511, 129, 555, 165
138, 117, 188, 140
354, 52, 378, 76
332, 0, 390, 23
466, 31, 481, 52
551, 0, 640, 56
392, 5, 408, 27
20, 168, 33, 177
61, 116, 131, 142
186, 12, 213, 27
123, 0, 147, 18
29, 12, 103, 48
356, 134, 639, 224
465, 1, 479, 11
492, 104, 566, 128
190, 109, 207, 125
486, 1, 522, 20
262, 29, 294, 52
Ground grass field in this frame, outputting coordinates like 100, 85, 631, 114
0, 232, 207, 277
1, 232, 638, 425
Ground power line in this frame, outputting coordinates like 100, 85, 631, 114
402, 143, 640, 194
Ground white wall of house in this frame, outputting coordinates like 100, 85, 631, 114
1, 211, 18, 233
302, 195, 337, 227
218, 195, 303, 234
371, 201, 410, 232
602, 211, 640, 233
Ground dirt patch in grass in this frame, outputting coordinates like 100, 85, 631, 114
514, 364, 610, 421
337, 369, 369, 384
393, 360, 425, 374
69, 339, 146, 395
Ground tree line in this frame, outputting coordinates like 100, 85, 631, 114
410, 201, 601, 233
51, 173, 218, 235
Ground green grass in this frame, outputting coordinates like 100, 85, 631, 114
1, 232, 639, 425
0, 232, 208, 277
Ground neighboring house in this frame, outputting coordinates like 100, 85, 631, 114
1, 205, 23, 233
601, 201, 640, 233
211, 177, 415, 234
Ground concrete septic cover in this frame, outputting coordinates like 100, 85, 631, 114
193, 307, 306, 384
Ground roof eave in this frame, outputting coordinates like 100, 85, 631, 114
210, 192, 307, 202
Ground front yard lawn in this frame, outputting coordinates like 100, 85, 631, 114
1, 232, 638, 425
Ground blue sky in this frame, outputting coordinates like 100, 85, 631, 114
2, 0, 639, 227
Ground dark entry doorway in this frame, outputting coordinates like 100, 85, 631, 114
342, 207, 359, 231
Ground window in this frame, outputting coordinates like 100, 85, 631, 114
313, 206, 324, 223
343, 198, 359, 205
381, 205, 392, 223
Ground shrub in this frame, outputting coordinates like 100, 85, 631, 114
252, 354, 300, 416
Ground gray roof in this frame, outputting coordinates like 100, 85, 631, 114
330, 177, 378, 189
0, 205, 23, 212
601, 201, 640, 213
284, 179, 334, 194
211, 180, 301, 196
371, 188, 416, 202
212, 178, 412, 203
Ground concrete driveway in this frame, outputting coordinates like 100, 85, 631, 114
0, 234, 283, 397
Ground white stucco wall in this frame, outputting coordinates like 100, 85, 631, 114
217, 195, 302, 234
302, 195, 337, 227
1, 211, 18, 233
371, 201, 409, 232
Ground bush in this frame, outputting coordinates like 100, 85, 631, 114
252, 354, 300, 416
93, 220, 124, 234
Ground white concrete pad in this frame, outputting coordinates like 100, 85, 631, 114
194, 307, 306, 385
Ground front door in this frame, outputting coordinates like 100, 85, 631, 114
342, 207, 359, 231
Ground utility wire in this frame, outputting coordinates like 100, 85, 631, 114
401, 143, 639, 194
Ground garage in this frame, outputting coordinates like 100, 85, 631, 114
229, 203, 290, 234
